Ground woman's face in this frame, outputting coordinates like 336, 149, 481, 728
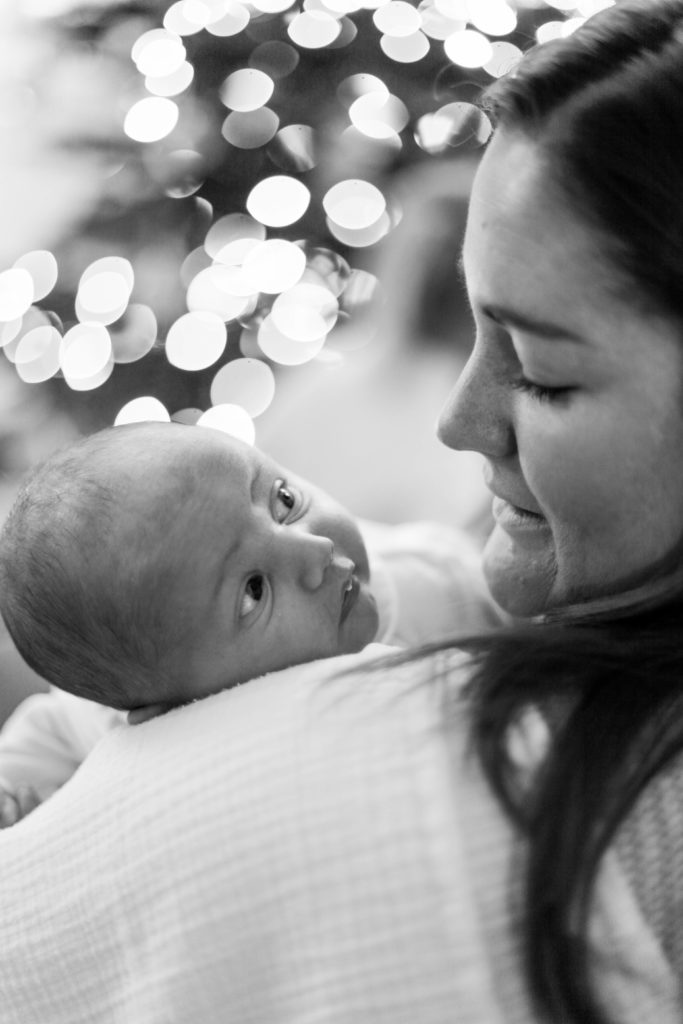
438, 132, 683, 617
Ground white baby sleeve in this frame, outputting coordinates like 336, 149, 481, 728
0, 688, 123, 795
362, 519, 505, 647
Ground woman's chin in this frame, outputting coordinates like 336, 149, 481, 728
483, 524, 557, 619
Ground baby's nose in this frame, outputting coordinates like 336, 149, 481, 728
296, 532, 335, 591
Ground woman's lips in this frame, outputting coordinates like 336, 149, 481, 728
491, 496, 549, 532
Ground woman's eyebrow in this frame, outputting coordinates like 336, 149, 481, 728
482, 303, 586, 343
459, 246, 584, 343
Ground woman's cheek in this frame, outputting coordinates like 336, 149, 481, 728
519, 411, 610, 523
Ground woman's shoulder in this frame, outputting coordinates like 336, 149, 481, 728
612, 749, 683, 964
0, 643, 530, 1024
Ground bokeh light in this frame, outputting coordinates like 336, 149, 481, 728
241, 239, 307, 293
349, 92, 409, 136
12, 251, 58, 302
115, 396, 171, 425
205, 213, 266, 256
323, 179, 386, 229
246, 176, 311, 227
220, 69, 275, 112
186, 266, 254, 319
76, 258, 134, 327
210, 358, 276, 416
0, 318, 23, 348
287, 10, 342, 48
78, 272, 131, 318
145, 61, 195, 97
0, 269, 34, 322
124, 97, 179, 142
206, 2, 251, 37
14, 326, 61, 384
163, 2, 205, 35
81, 257, 134, 291
337, 73, 388, 106
165, 310, 228, 369
415, 102, 491, 152
257, 315, 326, 364
535, 19, 566, 42
222, 108, 280, 149
60, 323, 114, 392
326, 210, 391, 247
484, 40, 522, 77
271, 281, 339, 340
444, 28, 493, 67
419, 2, 465, 40
268, 125, 317, 172
379, 31, 430, 62
197, 403, 256, 443
468, 1, 517, 37
373, 2, 422, 36
253, 0, 295, 14
132, 29, 186, 77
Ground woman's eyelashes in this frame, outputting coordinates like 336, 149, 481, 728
481, 317, 575, 404
239, 573, 266, 618
512, 376, 574, 404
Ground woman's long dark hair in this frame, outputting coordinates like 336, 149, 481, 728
461, 2, 683, 1020
462, 612, 683, 1023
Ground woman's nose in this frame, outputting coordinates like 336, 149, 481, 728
281, 529, 335, 591
437, 347, 515, 458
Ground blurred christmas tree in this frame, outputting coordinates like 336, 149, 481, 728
0, 0, 592, 441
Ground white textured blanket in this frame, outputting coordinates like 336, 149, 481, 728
0, 646, 671, 1023
0, 646, 521, 1024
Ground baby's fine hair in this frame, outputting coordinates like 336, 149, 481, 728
0, 429, 180, 709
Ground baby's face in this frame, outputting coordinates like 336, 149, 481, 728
136, 425, 379, 700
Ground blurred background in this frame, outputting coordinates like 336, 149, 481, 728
0, 0, 607, 718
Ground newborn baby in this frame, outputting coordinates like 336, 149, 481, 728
0, 421, 502, 821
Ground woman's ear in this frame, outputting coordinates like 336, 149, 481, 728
127, 703, 172, 725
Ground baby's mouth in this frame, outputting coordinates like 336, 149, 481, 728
340, 574, 360, 624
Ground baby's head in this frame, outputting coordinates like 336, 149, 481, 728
0, 423, 378, 711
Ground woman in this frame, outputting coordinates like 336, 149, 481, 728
1, 2, 682, 1022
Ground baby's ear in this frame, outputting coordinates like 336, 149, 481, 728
127, 703, 172, 725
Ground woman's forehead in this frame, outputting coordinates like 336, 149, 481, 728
463, 133, 620, 325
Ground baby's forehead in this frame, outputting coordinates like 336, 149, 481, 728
106, 426, 277, 513
186, 429, 268, 480
164, 428, 278, 502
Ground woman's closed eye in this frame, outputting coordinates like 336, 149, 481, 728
240, 573, 266, 618
512, 376, 574, 404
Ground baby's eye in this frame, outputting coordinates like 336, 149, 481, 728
240, 574, 265, 618
273, 482, 298, 523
